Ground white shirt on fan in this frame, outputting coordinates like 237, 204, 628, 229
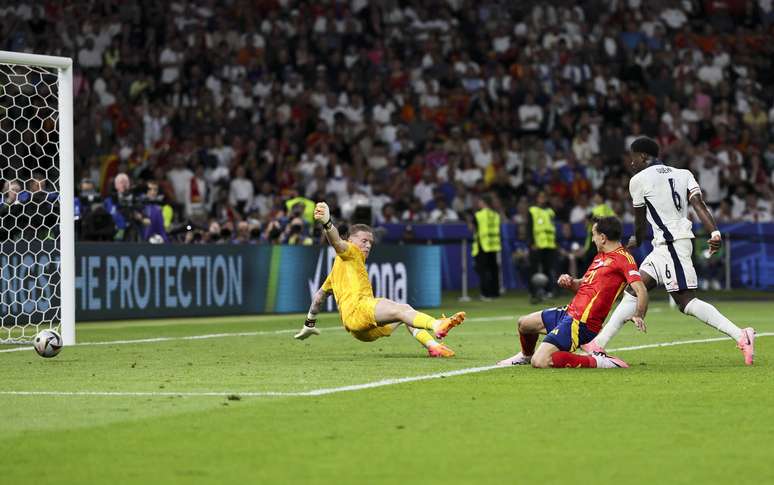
629, 162, 701, 246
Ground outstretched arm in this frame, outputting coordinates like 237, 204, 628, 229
294, 286, 331, 340
307, 287, 330, 320
689, 193, 722, 256
314, 202, 349, 254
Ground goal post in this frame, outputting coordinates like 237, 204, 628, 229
0, 50, 75, 345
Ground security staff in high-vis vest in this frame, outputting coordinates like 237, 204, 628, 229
471, 194, 502, 300
583, 194, 615, 267
285, 192, 316, 225
526, 191, 557, 303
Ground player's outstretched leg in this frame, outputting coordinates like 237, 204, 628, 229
374, 299, 465, 340
434, 312, 466, 339
403, 325, 455, 357
677, 294, 755, 365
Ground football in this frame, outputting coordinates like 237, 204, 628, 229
530, 272, 549, 289
33, 329, 63, 358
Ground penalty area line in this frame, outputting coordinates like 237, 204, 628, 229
0, 333, 770, 399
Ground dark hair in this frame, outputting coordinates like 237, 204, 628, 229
630, 137, 660, 158
593, 216, 622, 242
348, 223, 373, 237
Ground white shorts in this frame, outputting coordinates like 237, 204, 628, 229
639, 239, 698, 293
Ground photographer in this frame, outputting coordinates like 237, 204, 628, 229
283, 216, 313, 245
103, 173, 137, 241
76, 178, 115, 241
263, 219, 283, 245
140, 181, 170, 243
104, 173, 169, 242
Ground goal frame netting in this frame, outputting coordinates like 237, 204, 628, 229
0, 50, 75, 345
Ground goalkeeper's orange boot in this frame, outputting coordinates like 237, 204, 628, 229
427, 343, 455, 358
434, 311, 466, 339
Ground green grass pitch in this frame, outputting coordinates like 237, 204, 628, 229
1, 292, 772, 485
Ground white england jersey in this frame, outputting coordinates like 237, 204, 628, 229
629, 162, 701, 246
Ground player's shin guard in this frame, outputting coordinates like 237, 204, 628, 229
683, 298, 743, 341
595, 291, 637, 348
550, 352, 597, 368
411, 312, 437, 330
519, 333, 539, 356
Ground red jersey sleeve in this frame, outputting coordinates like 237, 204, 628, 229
617, 251, 642, 284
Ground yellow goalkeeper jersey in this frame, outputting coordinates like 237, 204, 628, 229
321, 242, 374, 319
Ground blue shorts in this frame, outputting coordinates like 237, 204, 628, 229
541, 306, 597, 352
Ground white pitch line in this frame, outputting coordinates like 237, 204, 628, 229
0, 315, 517, 354
608, 332, 774, 352
1, 333, 770, 399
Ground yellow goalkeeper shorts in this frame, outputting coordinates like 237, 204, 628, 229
342, 298, 392, 342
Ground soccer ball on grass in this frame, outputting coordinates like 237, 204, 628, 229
33, 329, 63, 358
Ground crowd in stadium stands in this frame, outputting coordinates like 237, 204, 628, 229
2, 0, 774, 246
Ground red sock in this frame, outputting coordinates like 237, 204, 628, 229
519, 333, 539, 356
550, 352, 597, 368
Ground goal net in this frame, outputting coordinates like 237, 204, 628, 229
0, 51, 75, 345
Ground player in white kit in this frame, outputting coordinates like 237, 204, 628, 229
583, 137, 755, 365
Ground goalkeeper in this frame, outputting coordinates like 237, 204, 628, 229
294, 202, 466, 357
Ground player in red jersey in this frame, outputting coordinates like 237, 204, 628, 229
497, 216, 649, 368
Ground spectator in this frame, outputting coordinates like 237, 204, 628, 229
228, 165, 254, 216
569, 193, 591, 224
428, 195, 460, 223
741, 192, 772, 222
518, 92, 544, 135
3, 0, 771, 249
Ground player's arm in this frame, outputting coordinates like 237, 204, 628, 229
557, 274, 582, 292
628, 280, 649, 333
314, 202, 349, 254
628, 175, 648, 248
294, 286, 331, 340
688, 191, 722, 256
630, 205, 648, 249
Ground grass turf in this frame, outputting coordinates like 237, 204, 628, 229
0, 292, 772, 484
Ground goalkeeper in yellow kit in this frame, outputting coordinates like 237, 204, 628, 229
294, 202, 466, 357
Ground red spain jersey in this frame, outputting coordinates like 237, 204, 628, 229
567, 245, 642, 333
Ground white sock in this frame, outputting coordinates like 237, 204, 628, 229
683, 298, 743, 341
595, 291, 637, 348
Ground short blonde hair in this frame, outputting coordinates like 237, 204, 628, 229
348, 224, 373, 237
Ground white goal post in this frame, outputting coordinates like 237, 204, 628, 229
0, 50, 75, 345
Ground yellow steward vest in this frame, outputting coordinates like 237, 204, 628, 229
472, 208, 501, 256
529, 206, 556, 249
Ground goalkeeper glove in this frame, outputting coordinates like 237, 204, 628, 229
294, 319, 321, 340
314, 202, 333, 229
